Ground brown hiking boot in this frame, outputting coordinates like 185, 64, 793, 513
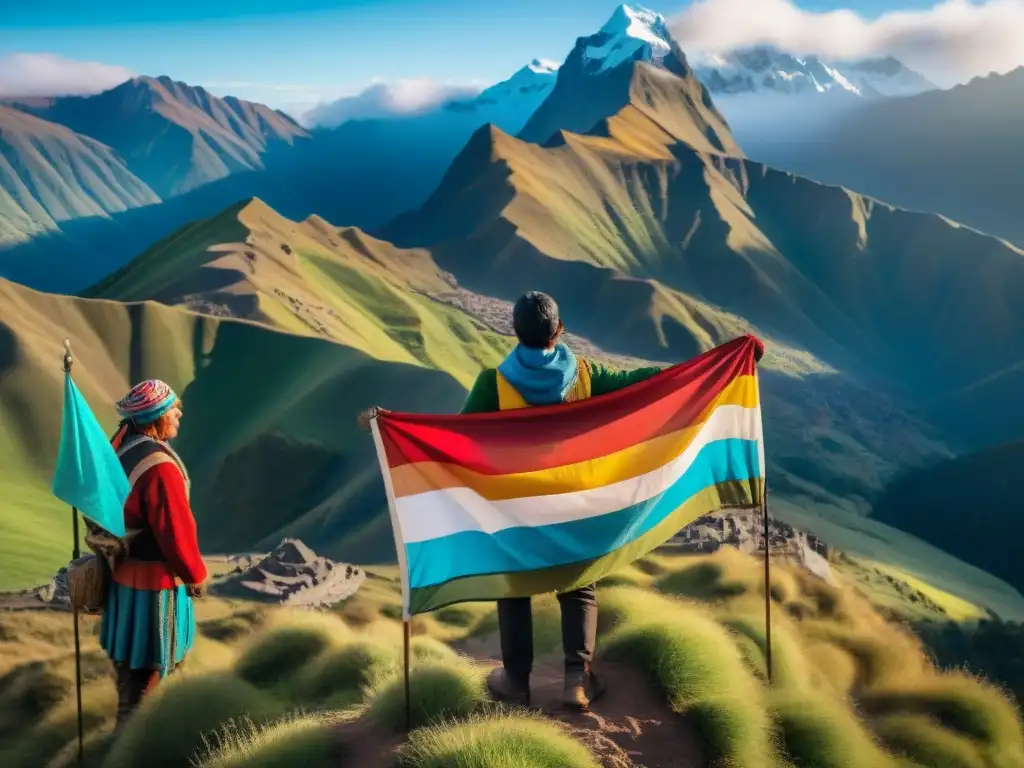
562, 669, 606, 711
486, 667, 531, 707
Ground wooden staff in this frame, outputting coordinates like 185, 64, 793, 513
763, 486, 773, 684
403, 618, 412, 731
64, 339, 86, 762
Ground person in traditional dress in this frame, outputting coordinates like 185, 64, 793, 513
358, 291, 664, 711
101, 380, 207, 728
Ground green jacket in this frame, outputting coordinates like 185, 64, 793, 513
460, 359, 663, 415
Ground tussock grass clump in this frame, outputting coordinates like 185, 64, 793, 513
334, 577, 404, 628
657, 561, 750, 601
0, 650, 109, 719
294, 638, 399, 703
435, 605, 478, 628
770, 690, 896, 768
797, 574, 847, 619
801, 620, 924, 692
874, 714, 987, 768
196, 713, 338, 768
181, 635, 237, 674
104, 673, 283, 768
685, 695, 776, 768
397, 711, 601, 768
601, 591, 777, 767
596, 585, 689, 633
412, 636, 463, 665
803, 640, 859, 696
859, 673, 1024, 753
596, 572, 642, 588
2, 677, 114, 768
634, 555, 668, 576
367, 661, 486, 732
598, 562, 652, 589
720, 614, 813, 692
234, 610, 350, 687
198, 608, 269, 645
0, 662, 77, 727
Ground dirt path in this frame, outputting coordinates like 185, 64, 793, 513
457, 636, 707, 768
335, 633, 707, 767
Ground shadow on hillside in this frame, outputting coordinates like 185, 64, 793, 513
0, 128, 474, 295
171, 317, 469, 563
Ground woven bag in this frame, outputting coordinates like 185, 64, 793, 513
67, 555, 109, 612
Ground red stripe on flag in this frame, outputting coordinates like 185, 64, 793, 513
376, 335, 762, 476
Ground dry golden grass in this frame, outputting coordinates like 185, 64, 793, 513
2, 548, 1023, 768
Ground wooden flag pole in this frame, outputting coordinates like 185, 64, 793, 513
762, 486, 773, 684
64, 339, 86, 762
367, 411, 414, 733
403, 618, 412, 732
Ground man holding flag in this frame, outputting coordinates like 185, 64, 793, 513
361, 291, 668, 710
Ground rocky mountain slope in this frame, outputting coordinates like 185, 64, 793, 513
693, 47, 935, 99
0, 106, 159, 246
19, 75, 309, 198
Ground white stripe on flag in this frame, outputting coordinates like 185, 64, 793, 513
395, 403, 762, 544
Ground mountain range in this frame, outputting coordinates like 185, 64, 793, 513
0, 105, 159, 245
10, 75, 309, 198
0, 4, 1023, 614
2, 4, 1002, 293
694, 48, 935, 99
751, 66, 1024, 248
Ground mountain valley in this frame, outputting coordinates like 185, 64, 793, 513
0, 3, 1022, 620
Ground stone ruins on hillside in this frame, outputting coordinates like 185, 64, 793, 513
212, 538, 365, 608
672, 511, 835, 583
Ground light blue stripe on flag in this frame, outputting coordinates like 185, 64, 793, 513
52, 373, 129, 536
404, 438, 761, 589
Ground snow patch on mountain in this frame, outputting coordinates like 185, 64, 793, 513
840, 57, 938, 97
469, 58, 559, 105
693, 46, 935, 99
584, 5, 673, 73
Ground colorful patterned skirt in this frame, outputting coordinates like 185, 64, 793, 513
100, 581, 195, 675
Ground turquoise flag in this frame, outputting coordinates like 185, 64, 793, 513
52, 372, 129, 536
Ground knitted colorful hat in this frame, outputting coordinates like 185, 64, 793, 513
115, 380, 179, 425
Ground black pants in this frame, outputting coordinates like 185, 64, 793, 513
498, 583, 597, 681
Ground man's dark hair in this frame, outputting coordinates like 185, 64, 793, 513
513, 291, 560, 348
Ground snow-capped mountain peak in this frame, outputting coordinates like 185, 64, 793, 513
838, 57, 938, 97
692, 45, 935, 99
585, 4, 674, 73
470, 59, 560, 106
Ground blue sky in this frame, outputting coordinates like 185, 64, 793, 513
0, 1, 1017, 115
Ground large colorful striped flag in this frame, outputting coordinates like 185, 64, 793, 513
370, 334, 766, 617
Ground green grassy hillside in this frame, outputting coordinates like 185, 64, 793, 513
0, 105, 160, 247
87, 197, 958, 517
0, 275, 480, 590
5, 187, 1023, 624
86, 198, 510, 389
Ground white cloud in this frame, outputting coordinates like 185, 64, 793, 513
303, 78, 484, 128
0, 53, 133, 97
670, 0, 1024, 86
